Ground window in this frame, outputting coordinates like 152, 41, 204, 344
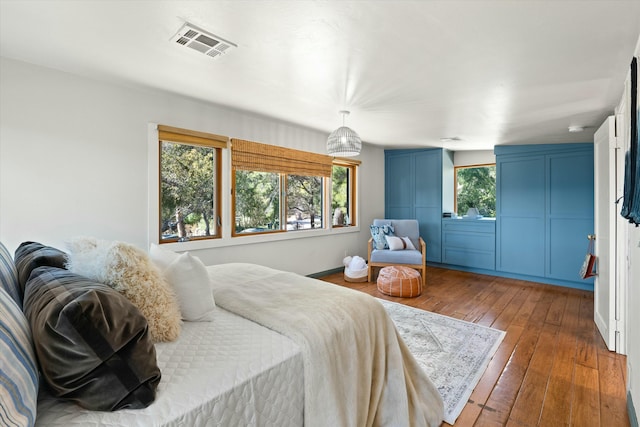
234, 170, 281, 233
455, 164, 496, 217
331, 159, 358, 227
287, 175, 323, 230
158, 125, 227, 243
232, 139, 357, 236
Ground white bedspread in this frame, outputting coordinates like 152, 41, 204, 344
35, 308, 303, 426
207, 263, 444, 427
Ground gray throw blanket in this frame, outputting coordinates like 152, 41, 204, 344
207, 263, 443, 427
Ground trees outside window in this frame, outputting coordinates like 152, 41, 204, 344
234, 170, 280, 233
160, 141, 220, 242
455, 165, 496, 217
233, 171, 324, 234
331, 162, 356, 226
287, 175, 323, 230
233, 160, 358, 236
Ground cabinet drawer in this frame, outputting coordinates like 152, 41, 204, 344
443, 230, 495, 252
442, 247, 495, 270
442, 219, 495, 234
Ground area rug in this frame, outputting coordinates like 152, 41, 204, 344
378, 299, 505, 425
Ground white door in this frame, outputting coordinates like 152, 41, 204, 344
593, 116, 618, 351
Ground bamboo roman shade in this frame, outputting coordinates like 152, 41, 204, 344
158, 125, 229, 149
231, 138, 333, 177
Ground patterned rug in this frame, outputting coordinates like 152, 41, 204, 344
379, 299, 505, 425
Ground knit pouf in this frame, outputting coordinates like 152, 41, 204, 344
377, 266, 422, 298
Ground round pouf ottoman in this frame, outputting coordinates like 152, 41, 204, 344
377, 266, 422, 297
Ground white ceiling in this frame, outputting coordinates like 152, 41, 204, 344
1, 0, 639, 151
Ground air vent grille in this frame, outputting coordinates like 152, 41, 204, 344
171, 23, 236, 60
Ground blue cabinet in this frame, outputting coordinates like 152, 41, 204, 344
385, 143, 593, 289
385, 148, 453, 263
495, 144, 594, 285
442, 219, 496, 269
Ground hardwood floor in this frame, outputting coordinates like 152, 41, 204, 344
319, 266, 629, 427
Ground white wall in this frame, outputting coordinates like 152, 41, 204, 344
629, 225, 640, 419
0, 57, 385, 275
626, 40, 640, 422
453, 150, 495, 167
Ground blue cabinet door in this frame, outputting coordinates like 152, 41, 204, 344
415, 150, 442, 262
495, 144, 594, 287
546, 151, 594, 281
385, 149, 445, 263
496, 155, 546, 276
385, 153, 413, 216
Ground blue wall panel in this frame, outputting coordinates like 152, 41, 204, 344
548, 152, 594, 216
414, 151, 441, 207
547, 218, 594, 281
546, 150, 594, 282
386, 207, 413, 220
496, 154, 546, 275
498, 156, 545, 216
385, 153, 413, 211
415, 150, 443, 262
416, 206, 442, 262
385, 148, 448, 263
498, 216, 546, 276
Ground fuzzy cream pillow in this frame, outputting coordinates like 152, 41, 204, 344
66, 237, 182, 342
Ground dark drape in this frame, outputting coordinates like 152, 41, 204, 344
621, 57, 640, 225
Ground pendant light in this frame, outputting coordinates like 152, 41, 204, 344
327, 110, 362, 157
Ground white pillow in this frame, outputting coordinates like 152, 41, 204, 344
149, 245, 216, 322
149, 243, 179, 270
385, 235, 416, 251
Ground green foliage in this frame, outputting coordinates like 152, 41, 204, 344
234, 170, 279, 230
160, 142, 215, 238
234, 171, 324, 232
332, 166, 348, 211
456, 166, 496, 217
287, 175, 322, 228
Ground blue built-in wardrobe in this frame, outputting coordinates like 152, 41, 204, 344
384, 143, 594, 290
384, 148, 454, 263
494, 143, 594, 290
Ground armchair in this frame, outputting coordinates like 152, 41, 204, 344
368, 219, 427, 285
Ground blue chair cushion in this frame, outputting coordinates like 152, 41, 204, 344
370, 248, 423, 265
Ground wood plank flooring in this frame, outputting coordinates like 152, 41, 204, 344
318, 266, 628, 427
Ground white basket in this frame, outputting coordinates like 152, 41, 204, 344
344, 266, 368, 282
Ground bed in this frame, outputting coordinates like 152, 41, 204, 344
34, 308, 304, 426
1, 240, 443, 427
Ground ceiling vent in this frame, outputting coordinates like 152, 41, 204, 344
171, 23, 236, 59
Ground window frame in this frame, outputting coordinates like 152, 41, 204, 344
230, 138, 334, 237
453, 162, 496, 217
231, 169, 329, 237
331, 158, 359, 228
157, 125, 227, 244
231, 168, 285, 237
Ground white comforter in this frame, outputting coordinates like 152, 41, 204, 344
207, 263, 444, 427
